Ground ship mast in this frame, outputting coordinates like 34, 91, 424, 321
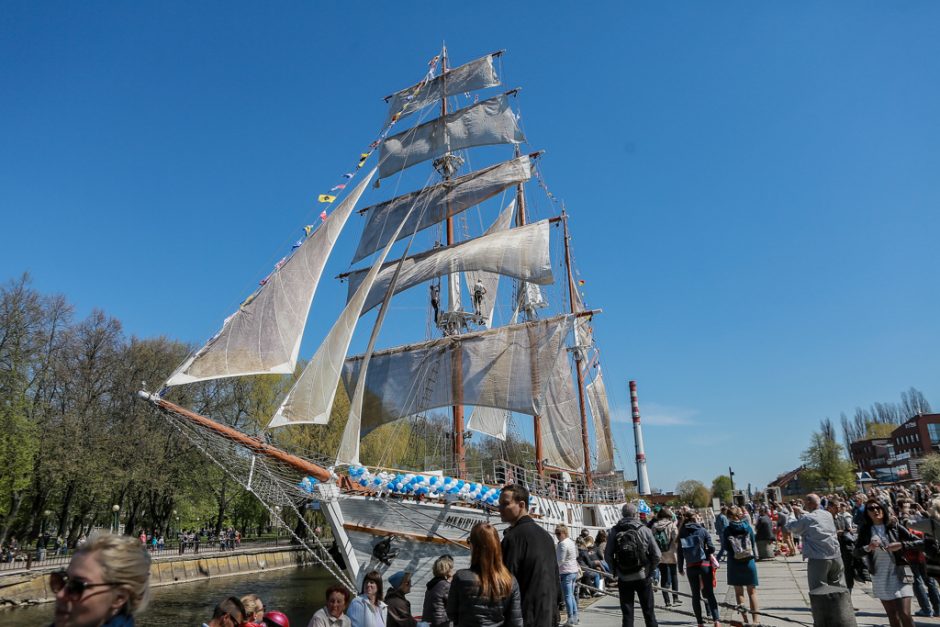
513, 145, 545, 476
562, 207, 593, 488
437, 44, 467, 479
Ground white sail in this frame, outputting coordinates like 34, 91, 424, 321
541, 357, 585, 471
340, 315, 572, 435
378, 94, 525, 179
267, 184, 421, 428
466, 406, 509, 440
344, 215, 551, 316
385, 54, 500, 125
518, 281, 548, 318
165, 170, 376, 386
338, 240, 419, 466
572, 281, 593, 350
354, 155, 531, 263
464, 200, 515, 326
586, 367, 615, 473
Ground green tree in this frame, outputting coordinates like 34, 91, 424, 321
676, 480, 711, 508
801, 422, 856, 492
919, 454, 940, 484
711, 475, 733, 504
864, 422, 896, 439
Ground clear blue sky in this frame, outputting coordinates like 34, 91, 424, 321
3, 2, 939, 493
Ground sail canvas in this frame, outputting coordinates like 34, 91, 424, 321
385, 54, 500, 125
378, 94, 525, 179
340, 316, 572, 434
344, 216, 552, 315
165, 170, 376, 386
354, 155, 532, 263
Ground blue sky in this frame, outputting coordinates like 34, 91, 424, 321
2, 2, 939, 493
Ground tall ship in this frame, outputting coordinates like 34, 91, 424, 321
139, 47, 632, 604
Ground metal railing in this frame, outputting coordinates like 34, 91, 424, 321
492, 460, 626, 504
0, 537, 293, 573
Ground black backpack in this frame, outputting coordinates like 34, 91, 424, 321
614, 524, 646, 574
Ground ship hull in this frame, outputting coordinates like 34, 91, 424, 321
318, 487, 625, 613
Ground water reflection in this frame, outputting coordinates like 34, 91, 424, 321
11, 566, 335, 627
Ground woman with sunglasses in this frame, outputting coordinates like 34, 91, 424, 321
855, 499, 922, 627
51, 532, 151, 627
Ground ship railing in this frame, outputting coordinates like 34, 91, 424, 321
491, 460, 626, 504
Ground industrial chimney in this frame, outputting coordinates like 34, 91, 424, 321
629, 380, 651, 495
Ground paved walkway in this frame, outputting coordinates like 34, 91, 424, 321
577, 554, 940, 626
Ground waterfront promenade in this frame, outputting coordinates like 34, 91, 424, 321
581, 553, 938, 626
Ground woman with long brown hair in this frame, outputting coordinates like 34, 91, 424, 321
447, 522, 522, 626
855, 499, 921, 627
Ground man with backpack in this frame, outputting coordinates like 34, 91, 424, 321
605, 503, 661, 627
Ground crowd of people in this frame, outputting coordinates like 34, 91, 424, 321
46, 481, 940, 627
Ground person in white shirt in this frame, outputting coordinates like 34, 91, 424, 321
555, 524, 580, 626
348, 571, 387, 627
308, 584, 352, 627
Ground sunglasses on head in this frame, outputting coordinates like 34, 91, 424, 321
50, 570, 121, 601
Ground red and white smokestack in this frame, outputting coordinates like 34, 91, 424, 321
629, 380, 651, 495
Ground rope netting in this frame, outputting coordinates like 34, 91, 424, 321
151, 400, 356, 591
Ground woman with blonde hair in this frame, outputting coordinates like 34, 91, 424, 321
721, 506, 759, 625
241, 594, 266, 626
554, 524, 579, 625
447, 522, 521, 626
51, 532, 151, 627
422, 555, 454, 627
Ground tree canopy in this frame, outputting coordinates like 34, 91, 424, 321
711, 475, 733, 504
801, 421, 856, 493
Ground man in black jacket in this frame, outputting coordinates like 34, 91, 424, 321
605, 503, 660, 627
499, 484, 560, 627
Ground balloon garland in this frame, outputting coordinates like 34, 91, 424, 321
298, 466, 502, 507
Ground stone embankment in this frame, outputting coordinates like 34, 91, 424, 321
0, 545, 311, 608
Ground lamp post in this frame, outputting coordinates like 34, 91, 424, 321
112, 505, 120, 534
273, 506, 281, 546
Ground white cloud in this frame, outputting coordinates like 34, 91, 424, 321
611, 402, 698, 427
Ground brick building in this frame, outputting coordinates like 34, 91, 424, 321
848, 413, 940, 483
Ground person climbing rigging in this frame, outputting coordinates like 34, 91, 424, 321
473, 279, 486, 317
430, 283, 441, 325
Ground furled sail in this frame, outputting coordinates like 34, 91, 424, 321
267, 183, 421, 428
571, 282, 593, 350
464, 200, 515, 326
354, 155, 532, 263
586, 367, 615, 473
385, 54, 500, 126
340, 315, 572, 434
466, 406, 509, 440
518, 281, 548, 318
378, 94, 525, 179
344, 215, 551, 316
165, 170, 376, 386
541, 358, 585, 471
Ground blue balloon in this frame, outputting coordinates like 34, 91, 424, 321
358, 478, 368, 486
456, 480, 465, 489
429, 476, 438, 485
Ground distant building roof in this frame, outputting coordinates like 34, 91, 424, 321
768, 465, 806, 488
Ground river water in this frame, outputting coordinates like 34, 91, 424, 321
11, 566, 336, 627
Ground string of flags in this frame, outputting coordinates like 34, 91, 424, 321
248, 53, 444, 293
